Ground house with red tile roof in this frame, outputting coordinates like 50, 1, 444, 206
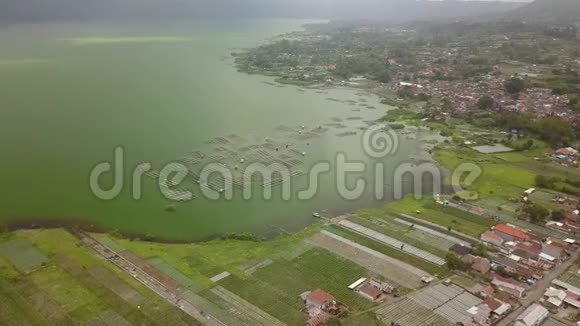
494, 224, 529, 242
305, 289, 335, 308
556, 147, 578, 157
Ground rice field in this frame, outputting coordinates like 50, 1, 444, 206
338, 220, 446, 265
324, 225, 448, 276
0, 238, 49, 273
385, 196, 496, 238
558, 271, 580, 289
29, 265, 110, 322
349, 215, 459, 255
0, 276, 74, 325
0, 230, 203, 326
181, 289, 258, 325
85, 310, 132, 326
306, 232, 422, 289
220, 248, 377, 325
148, 257, 208, 293
209, 286, 286, 326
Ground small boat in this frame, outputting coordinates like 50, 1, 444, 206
312, 212, 321, 218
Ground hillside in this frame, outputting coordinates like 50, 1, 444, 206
509, 0, 580, 23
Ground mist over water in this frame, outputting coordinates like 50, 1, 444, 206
0, 0, 524, 23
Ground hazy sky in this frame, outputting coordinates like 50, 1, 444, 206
0, 0, 528, 22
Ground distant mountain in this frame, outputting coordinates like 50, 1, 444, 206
508, 0, 580, 23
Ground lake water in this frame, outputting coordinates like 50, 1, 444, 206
0, 20, 436, 240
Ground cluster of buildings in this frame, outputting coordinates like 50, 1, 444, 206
481, 224, 573, 284
552, 146, 579, 167
542, 284, 580, 310
546, 194, 580, 235
509, 89, 571, 119
426, 76, 505, 113
514, 303, 549, 326
447, 222, 579, 325
462, 286, 515, 326
393, 73, 578, 123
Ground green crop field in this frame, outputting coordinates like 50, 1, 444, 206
0, 229, 202, 326
324, 225, 448, 277
220, 248, 377, 325
349, 214, 452, 256
30, 265, 110, 322
0, 238, 49, 273
383, 196, 495, 238
434, 145, 537, 202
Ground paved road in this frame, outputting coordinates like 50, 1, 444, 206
497, 249, 580, 326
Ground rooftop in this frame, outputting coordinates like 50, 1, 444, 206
494, 224, 529, 240
481, 231, 503, 241
307, 289, 335, 306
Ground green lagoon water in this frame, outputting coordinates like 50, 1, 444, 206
0, 20, 436, 240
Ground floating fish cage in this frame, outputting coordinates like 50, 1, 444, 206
337, 131, 358, 137
293, 132, 320, 141
311, 127, 329, 134
144, 170, 160, 179
275, 125, 295, 133
225, 134, 245, 143
160, 188, 198, 201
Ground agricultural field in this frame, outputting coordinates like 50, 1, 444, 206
338, 220, 446, 265
0, 238, 48, 273
306, 231, 424, 289
348, 214, 453, 257
0, 223, 455, 326
323, 224, 448, 277
219, 248, 377, 325
0, 221, 454, 326
559, 271, 580, 289
383, 196, 496, 238
434, 142, 537, 203
0, 229, 202, 326
111, 225, 322, 285
558, 257, 580, 289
